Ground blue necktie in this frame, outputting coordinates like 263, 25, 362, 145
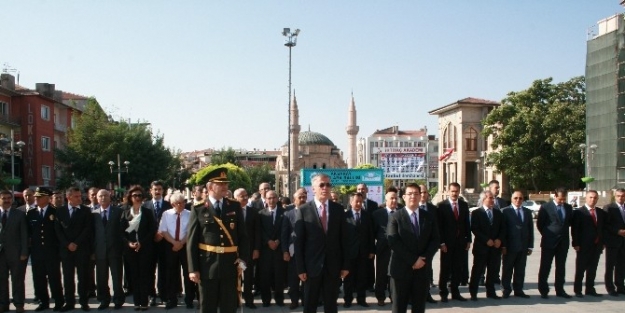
487, 209, 493, 224
557, 205, 564, 222
411, 212, 420, 237
517, 208, 523, 222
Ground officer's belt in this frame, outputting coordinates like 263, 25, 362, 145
198, 243, 238, 253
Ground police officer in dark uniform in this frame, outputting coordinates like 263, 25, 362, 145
27, 187, 64, 312
187, 167, 249, 313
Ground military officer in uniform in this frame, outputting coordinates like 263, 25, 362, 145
187, 167, 249, 313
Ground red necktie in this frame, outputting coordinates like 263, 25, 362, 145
590, 208, 598, 244
321, 203, 327, 233
453, 202, 459, 220
175, 212, 180, 241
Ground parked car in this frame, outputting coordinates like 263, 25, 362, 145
522, 200, 547, 219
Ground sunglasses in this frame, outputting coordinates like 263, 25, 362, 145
318, 183, 332, 188
131, 194, 142, 198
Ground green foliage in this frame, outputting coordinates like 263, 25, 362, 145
55, 98, 181, 189
210, 147, 241, 166
482, 76, 586, 191
355, 163, 376, 169
428, 186, 438, 199
190, 163, 251, 192
337, 163, 378, 195
244, 164, 275, 192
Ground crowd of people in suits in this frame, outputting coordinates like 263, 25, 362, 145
1, 174, 624, 313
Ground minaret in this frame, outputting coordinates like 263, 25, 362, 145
346, 92, 359, 168
289, 92, 301, 189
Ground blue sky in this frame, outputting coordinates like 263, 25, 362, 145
2, 1, 621, 154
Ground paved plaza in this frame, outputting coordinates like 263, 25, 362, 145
17, 220, 623, 312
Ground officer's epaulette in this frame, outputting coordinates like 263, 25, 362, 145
193, 201, 206, 208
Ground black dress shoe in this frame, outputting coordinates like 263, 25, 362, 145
149, 298, 157, 307
288, 303, 298, 310
470, 295, 477, 301
97, 304, 109, 311
575, 293, 584, 298
357, 301, 369, 307
276, 302, 284, 307
586, 291, 602, 297
60, 305, 75, 312
343, 302, 351, 308
35, 304, 50, 312
262, 303, 270, 307
426, 295, 437, 304
165, 302, 177, 310
377, 300, 385, 306
487, 294, 502, 300
81, 305, 90, 312
114, 304, 123, 310
556, 292, 572, 299
609, 291, 619, 297
245, 303, 257, 309
440, 296, 448, 303
618, 289, 625, 295
53, 304, 64, 312
451, 294, 467, 302
514, 292, 530, 299
540, 293, 549, 299
502, 290, 511, 299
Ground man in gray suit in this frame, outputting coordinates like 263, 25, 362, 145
92, 189, 124, 310
0, 190, 29, 313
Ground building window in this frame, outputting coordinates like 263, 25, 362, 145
443, 123, 457, 149
312, 164, 317, 169
42, 166, 51, 180
0, 102, 8, 115
464, 127, 477, 151
41, 105, 50, 120
71, 115, 76, 129
42, 136, 51, 151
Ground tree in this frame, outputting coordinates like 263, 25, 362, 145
482, 76, 586, 191
55, 98, 181, 189
210, 147, 241, 166
190, 163, 252, 193
337, 164, 379, 195
244, 164, 275, 192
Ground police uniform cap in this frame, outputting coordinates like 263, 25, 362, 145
34, 187, 53, 197
206, 167, 230, 183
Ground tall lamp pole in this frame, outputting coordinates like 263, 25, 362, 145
108, 154, 130, 190
283, 27, 300, 197
0, 129, 25, 197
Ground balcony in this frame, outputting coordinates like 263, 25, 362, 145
54, 123, 67, 132
0, 114, 20, 127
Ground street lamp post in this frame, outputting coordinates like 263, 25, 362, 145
420, 136, 429, 189
0, 129, 25, 197
283, 27, 300, 197
108, 154, 130, 190
579, 143, 598, 189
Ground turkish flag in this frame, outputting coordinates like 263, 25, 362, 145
439, 148, 455, 161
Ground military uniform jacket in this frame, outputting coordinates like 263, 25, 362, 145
27, 205, 60, 260
187, 198, 250, 279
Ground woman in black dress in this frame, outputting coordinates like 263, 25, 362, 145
121, 185, 157, 311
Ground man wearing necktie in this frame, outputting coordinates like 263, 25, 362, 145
469, 190, 504, 301
234, 188, 259, 309
91, 189, 124, 310
55, 187, 93, 312
281, 188, 307, 310
258, 190, 286, 307
500, 191, 534, 299
371, 187, 399, 306
537, 187, 574, 299
147, 180, 172, 307
16, 188, 35, 213
86, 187, 100, 300
571, 190, 605, 297
294, 173, 351, 313
0, 190, 29, 313
342, 192, 374, 308
418, 184, 439, 304
387, 183, 439, 313
436, 182, 471, 302
356, 183, 379, 292
603, 188, 625, 296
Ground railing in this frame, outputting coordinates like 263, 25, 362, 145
0, 114, 20, 126
54, 123, 67, 132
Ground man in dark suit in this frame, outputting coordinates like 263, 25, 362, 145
251, 182, 271, 212
55, 187, 93, 312
185, 185, 205, 210
234, 188, 260, 309
469, 190, 504, 301
187, 167, 249, 313
571, 190, 605, 297
436, 182, 471, 302
371, 189, 399, 306
144, 180, 172, 306
418, 184, 438, 303
537, 187, 573, 299
477, 180, 510, 211
281, 188, 307, 310
28, 187, 64, 312
294, 173, 351, 313
92, 189, 124, 310
16, 188, 35, 213
0, 190, 29, 313
86, 187, 100, 299
343, 192, 374, 308
356, 183, 379, 291
500, 191, 534, 298
604, 188, 625, 296
257, 190, 286, 307
387, 183, 440, 313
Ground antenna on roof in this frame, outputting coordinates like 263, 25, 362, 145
1, 63, 20, 84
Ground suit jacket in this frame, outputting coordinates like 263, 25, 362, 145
120, 206, 157, 252
436, 198, 472, 246
27, 205, 60, 260
16, 203, 35, 213
251, 199, 265, 212
363, 199, 379, 215
537, 201, 572, 249
572, 206, 605, 249
501, 206, 534, 253
477, 197, 510, 211
294, 200, 351, 277
281, 206, 298, 255
54, 204, 93, 257
604, 203, 625, 248
242, 205, 260, 258
372, 207, 394, 255
0, 208, 28, 259
420, 202, 439, 224
345, 209, 375, 259
92, 206, 124, 259
387, 208, 440, 278
470, 207, 504, 254
187, 198, 249, 279
258, 206, 284, 250
144, 199, 172, 224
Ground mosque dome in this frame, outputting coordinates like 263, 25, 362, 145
284, 130, 335, 147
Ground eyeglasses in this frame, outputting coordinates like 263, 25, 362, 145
131, 194, 142, 198
318, 183, 332, 188
512, 197, 524, 200
404, 192, 419, 196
